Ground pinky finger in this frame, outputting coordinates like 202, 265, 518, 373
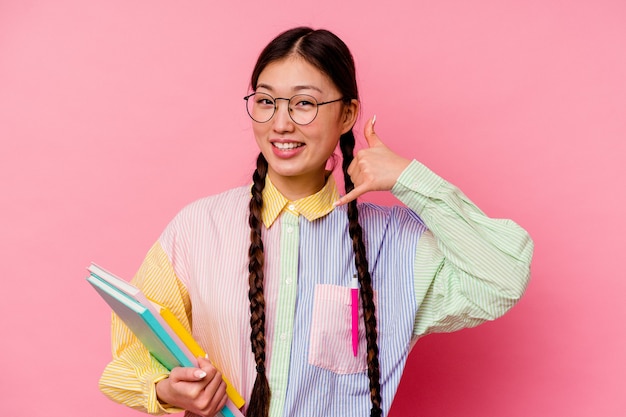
213, 389, 229, 416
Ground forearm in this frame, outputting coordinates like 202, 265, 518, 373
99, 317, 181, 414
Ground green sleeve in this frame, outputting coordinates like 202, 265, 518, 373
391, 160, 534, 336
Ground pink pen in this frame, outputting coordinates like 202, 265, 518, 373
351, 274, 359, 356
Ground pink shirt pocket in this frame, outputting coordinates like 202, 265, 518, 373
308, 283, 378, 374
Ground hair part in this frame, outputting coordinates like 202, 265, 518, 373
250, 27, 358, 103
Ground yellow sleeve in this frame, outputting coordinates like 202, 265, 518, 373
99, 241, 192, 415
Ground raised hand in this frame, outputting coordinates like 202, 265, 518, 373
334, 116, 411, 206
155, 356, 228, 417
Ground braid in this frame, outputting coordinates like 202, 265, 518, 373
247, 153, 271, 417
340, 131, 383, 417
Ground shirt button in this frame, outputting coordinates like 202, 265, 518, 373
288, 204, 296, 211
286, 226, 294, 233
280, 333, 287, 341
285, 277, 292, 285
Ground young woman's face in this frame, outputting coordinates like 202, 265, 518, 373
252, 56, 357, 197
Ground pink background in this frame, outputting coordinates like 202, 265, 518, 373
1, 0, 625, 416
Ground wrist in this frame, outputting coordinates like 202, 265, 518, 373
387, 156, 412, 189
155, 377, 173, 408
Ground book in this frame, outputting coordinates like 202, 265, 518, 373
87, 264, 245, 417
87, 273, 194, 370
159, 306, 207, 358
88, 263, 198, 366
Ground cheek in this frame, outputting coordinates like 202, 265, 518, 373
313, 113, 345, 140
304, 125, 338, 148
328, 111, 349, 137
252, 123, 266, 144
319, 134, 341, 156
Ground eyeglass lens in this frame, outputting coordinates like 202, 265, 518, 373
246, 93, 319, 125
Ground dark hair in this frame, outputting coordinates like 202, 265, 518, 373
247, 27, 382, 417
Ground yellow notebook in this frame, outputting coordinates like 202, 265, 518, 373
158, 305, 245, 409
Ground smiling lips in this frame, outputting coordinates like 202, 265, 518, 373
271, 140, 305, 158
273, 141, 304, 150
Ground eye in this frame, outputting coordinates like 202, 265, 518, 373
292, 95, 316, 109
255, 95, 274, 106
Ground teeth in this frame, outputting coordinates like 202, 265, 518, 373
274, 142, 303, 150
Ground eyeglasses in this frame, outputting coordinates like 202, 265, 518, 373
243, 92, 345, 126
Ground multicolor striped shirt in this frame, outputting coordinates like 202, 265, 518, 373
99, 160, 534, 416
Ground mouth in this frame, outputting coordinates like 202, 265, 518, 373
272, 141, 305, 150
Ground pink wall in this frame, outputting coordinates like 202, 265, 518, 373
1, 1, 624, 416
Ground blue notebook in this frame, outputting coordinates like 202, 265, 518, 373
88, 273, 194, 370
88, 264, 198, 367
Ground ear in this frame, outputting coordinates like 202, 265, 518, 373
340, 99, 360, 135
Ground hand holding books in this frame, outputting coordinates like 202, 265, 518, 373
156, 356, 230, 417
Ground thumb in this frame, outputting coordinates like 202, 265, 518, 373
364, 115, 382, 148
169, 366, 208, 382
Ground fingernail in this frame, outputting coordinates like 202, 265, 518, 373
372, 115, 377, 126
194, 370, 207, 379
205, 353, 209, 359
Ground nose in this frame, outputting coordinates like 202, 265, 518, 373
272, 98, 295, 132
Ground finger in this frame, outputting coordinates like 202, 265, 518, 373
196, 356, 224, 388
197, 355, 213, 369
346, 157, 359, 178
364, 115, 383, 148
169, 366, 209, 383
333, 184, 368, 207
201, 378, 228, 415
203, 371, 226, 397
215, 390, 228, 414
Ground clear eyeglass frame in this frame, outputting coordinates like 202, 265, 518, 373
243, 92, 346, 126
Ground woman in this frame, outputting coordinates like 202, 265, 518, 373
100, 27, 533, 417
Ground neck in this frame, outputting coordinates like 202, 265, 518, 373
267, 168, 328, 201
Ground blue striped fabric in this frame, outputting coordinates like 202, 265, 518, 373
276, 205, 426, 417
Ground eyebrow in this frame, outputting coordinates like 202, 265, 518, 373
256, 83, 324, 94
